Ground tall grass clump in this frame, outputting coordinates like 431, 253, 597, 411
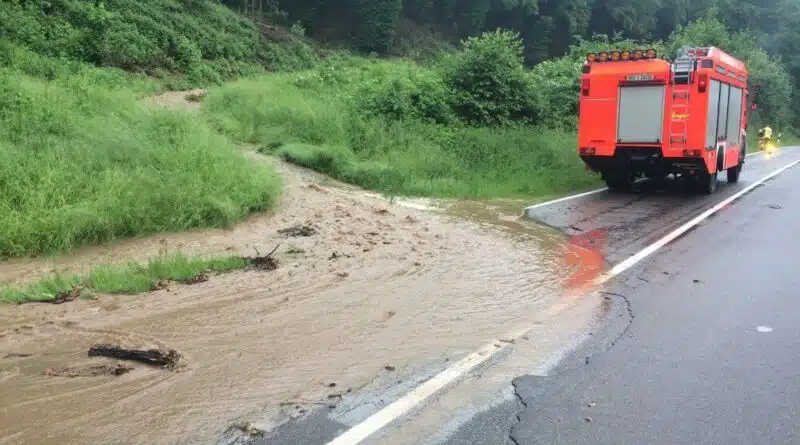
0, 69, 280, 257
204, 30, 600, 199
0, 252, 250, 303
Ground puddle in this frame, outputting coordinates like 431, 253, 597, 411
0, 157, 606, 445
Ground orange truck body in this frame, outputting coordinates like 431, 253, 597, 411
578, 47, 749, 193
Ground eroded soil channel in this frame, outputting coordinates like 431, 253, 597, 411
0, 92, 604, 445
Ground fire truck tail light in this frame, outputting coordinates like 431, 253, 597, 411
698, 73, 708, 92
580, 147, 596, 155
581, 78, 590, 96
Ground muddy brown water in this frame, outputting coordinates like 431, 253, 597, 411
0, 117, 606, 444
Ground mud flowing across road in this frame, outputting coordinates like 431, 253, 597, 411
0, 147, 600, 443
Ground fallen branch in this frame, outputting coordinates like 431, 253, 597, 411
246, 244, 280, 270
177, 272, 209, 284
88, 344, 182, 369
46, 286, 83, 304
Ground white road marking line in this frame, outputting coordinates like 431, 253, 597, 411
598, 159, 799, 280
523, 149, 766, 215
756, 326, 774, 332
523, 187, 607, 213
324, 159, 799, 445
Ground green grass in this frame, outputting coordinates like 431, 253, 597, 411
0, 67, 281, 257
0, 0, 319, 88
203, 62, 601, 199
0, 252, 249, 304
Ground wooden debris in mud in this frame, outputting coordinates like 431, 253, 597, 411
232, 421, 264, 436
45, 363, 134, 377
278, 223, 316, 237
88, 344, 182, 369
245, 244, 279, 270
2, 353, 32, 359
45, 286, 83, 304
178, 272, 209, 284
152, 272, 210, 291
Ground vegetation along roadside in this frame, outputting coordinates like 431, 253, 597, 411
0, 0, 798, 299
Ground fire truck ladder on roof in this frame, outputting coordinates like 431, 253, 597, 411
669, 57, 694, 151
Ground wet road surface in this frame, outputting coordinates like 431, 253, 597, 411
439, 149, 800, 445
261, 149, 800, 445
525, 150, 798, 265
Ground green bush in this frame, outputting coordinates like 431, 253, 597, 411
440, 29, 537, 126
351, 61, 456, 124
0, 69, 280, 256
0, 0, 318, 86
203, 72, 599, 199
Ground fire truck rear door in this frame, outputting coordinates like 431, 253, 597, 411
617, 84, 665, 144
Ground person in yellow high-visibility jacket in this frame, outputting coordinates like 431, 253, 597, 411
759, 125, 773, 141
758, 125, 773, 152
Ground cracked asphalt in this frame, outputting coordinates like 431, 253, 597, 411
460, 152, 800, 444
226, 150, 800, 445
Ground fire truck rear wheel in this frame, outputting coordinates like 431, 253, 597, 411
727, 161, 742, 183
698, 171, 718, 194
604, 176, 633, 192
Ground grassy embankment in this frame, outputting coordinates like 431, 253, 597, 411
0, 49, 281, 255
0, 0, 298, 302
0, 53, 280, 302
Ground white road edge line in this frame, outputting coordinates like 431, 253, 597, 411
524, 150, 764, 213
599, 158, 798, 280
324, 158, 798, 445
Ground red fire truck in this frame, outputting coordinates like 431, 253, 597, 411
578, 46, 749, 194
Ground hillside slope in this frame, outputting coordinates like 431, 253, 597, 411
0, 0, 794, 259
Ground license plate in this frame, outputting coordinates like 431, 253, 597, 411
626, 74, 654, 81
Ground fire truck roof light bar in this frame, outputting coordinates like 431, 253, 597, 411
586, 48, 657, 63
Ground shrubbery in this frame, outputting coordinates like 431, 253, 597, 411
0, 0, 319, 86
202, 30, 602, 199
440, 30, 537, 126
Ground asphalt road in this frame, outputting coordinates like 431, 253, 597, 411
446, 150, 800, 445
225, 149, 800, 445
525, 150, 800, 265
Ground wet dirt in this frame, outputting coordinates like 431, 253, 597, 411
144, 88, 206, 111
45, 363, 134, 377
0, 95, 604, 445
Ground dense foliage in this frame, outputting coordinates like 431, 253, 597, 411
224, 0, 800, 127
2, 0, 797, 126
0, 0, 317, 87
